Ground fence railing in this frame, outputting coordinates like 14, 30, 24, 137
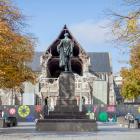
0, 104, 140, 122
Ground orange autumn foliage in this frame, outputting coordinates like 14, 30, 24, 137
121, 44, 140, 99
0, 0, 36, 88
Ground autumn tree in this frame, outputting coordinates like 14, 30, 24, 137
0, 0, 36, 89
121, 44, 140, 100
112, 1, 139, 45
111, 0, 140, 100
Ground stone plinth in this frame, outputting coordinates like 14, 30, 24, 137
59, 72, 75, 99
36, 119, 97, 132
36, 72, 97, 132
54, 72, 79, 114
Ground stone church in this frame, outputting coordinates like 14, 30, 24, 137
0, 25, 116, 106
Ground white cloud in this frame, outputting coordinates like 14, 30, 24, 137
70, 19, 113, 46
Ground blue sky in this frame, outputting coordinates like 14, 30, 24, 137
13, 0, 130, 73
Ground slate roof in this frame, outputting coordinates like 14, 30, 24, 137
29, 52, 112, 73
88, 52, 112, 73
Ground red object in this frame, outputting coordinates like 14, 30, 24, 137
9, 108, 16, 115
35, 105, 42, 113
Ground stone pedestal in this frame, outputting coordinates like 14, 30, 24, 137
36, 72, 97, 132
54, 72, 79, 113
36, 119, 97, 131
59, 72, 75, 99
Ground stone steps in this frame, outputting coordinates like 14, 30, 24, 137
45, 114, 89, 119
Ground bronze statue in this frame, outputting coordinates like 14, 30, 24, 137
57, 33, 74, 72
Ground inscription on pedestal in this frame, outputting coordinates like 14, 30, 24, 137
59, 72, 75, 98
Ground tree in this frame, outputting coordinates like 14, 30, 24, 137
0, 0, 36, 89
130, 43, 140, 68
121, 67, 140, 99
111, 1, 140, 44
120, 43, 140, 100
111, 0, 140, 100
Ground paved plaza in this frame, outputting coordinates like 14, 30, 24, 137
0, 122, 140, 140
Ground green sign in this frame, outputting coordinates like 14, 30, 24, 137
98, 112, 108, 122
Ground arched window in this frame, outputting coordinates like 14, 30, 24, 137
45, 97, 48, 106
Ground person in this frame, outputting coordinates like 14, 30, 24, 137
108, 115, 113, 122
57, 32, 74, 72
125, 113, 134, 128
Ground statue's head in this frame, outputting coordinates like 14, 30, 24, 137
64, 33, 69, 37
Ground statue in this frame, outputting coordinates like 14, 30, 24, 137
57, 33, 74, 72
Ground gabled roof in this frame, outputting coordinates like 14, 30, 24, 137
88, 52, 112, 73
47, 25, 87, 56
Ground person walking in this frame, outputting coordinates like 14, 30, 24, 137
125, 113, 134, 128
